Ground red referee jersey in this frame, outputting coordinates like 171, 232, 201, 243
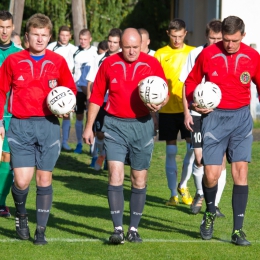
0, 49, 77, 119
185, 41, 260, 109
90, 52, 167, 118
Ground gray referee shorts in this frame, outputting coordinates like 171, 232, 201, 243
201, 106, 253, 165
102, 114, 154, 170
7, 116, 61, 171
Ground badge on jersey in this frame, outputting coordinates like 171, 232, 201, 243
240, 72, 250, 84
49, 79, 58, 89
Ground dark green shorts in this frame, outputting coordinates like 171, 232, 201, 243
102, 114, 154, 170
3, 116, 11, 153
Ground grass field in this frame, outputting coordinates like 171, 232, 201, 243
0, 141, 260, 260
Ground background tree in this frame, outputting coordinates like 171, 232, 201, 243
1, 2, 9, 11
120, 0, 170, 50
8, 0, 170, 50
85, 0, 126, 42
22, 0, 72, 42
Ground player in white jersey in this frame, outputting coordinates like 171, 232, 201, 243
47, 25, 76, 151
138, 28, 158, 137
73, 29, 98, 154
97, 40, 108, 55
90, 28, 122, 170
138, 28, 155, 56
11, 31, 22, 48
180, 20, 226, 217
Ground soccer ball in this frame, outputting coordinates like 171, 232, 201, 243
138, 76, 168, 105
193, 82, 222, 109
47, 86, 76, 115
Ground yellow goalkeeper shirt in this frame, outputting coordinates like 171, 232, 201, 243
154, 44, 195, 113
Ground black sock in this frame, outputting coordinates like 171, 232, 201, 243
129, 186, 146, 230
11, 184, 29, 214
108, 185, 124, 228
232, 185, 248, 232
36, 185, 53, 227
202, 181, 217, 213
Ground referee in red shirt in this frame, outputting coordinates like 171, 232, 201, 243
83, 28, 168, 244
0, 13, 76, 245
185, 16, 260, 246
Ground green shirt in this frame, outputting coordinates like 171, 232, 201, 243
0, 42, 22, 117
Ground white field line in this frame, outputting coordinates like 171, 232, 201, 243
0, 238, 260, 243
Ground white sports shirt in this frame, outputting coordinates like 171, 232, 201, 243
47, 41, 75, 72
179, 45, 205, 116
72, 45, 98, 93
147, 49, 155, 56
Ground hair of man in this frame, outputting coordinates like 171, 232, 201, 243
98, 40, 108, 51
11, 31, 19, 38
0, 10, 13, 23
58, 25, 71, 34
108, 28, 122, 38
79, 28, 91, 37
222, 16, 245, 35
205, 19, 222, 37
138, 28, 150, 38
168, 18, 186, 31
25, 13, 53, 34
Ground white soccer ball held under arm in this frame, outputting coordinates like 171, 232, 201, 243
193, 81, 222, 109
138, 76, 168, 105
47, 86, 76, 115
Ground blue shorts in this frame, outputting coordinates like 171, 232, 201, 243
7, 116, 61, 171
201, 106, 253, 165
102, 114, 154, 170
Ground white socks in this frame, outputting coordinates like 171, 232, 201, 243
95, 138, 104, 154
165, 145, 178, 197
179, 143, 194, 188
193, 164, 204, 195
192, 164, 226, 205
215, 169, 226, 206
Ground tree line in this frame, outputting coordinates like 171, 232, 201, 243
2, 0, 171, 50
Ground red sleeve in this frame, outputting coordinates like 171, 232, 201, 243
57, 58, 77, 96
90, 60, 108, 106
0, 58, 12, 119
185, 50, 206, 104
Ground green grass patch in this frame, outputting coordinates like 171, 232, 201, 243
1, 141, 260, 260
254, 120, 260, 129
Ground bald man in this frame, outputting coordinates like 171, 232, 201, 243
83, 28, 168, 244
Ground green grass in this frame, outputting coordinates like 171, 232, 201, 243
1, 141, 260, 260
254, 120, 260, 129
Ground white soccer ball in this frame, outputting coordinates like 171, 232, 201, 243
138, 76, 168, 105
47, 86, 76, 115
193, 81, 222, 109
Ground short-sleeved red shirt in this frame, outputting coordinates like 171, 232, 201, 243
185, 41, 260, 109
90, 52, 167, 118
0, 49, 76, 119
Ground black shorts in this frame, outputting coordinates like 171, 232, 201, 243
94, 103, 107, 132
159, 113, 191, 141
75, 92, 86, 114
191, 115, 202, 148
